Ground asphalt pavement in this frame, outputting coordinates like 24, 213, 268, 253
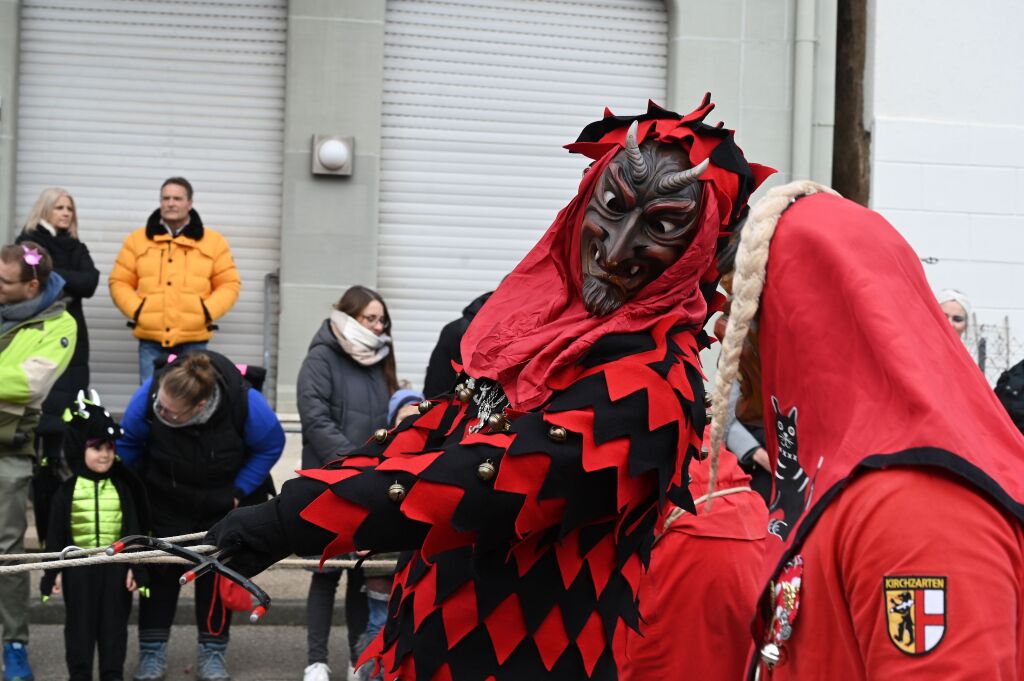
28, 621, 354, 681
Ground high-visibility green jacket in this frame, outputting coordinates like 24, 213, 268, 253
70, 476, 123, 548
0, 287, 77, 458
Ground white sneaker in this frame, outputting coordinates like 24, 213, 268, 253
303, 662, 331, 681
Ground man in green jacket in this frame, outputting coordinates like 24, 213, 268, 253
0, 242, 76, 681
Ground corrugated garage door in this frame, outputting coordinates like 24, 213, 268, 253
378, 0, 668, 389
14, 0, 286, 411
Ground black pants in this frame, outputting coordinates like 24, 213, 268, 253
138, 564, 230, 644
32, 430, 65, 543
306, 568, 368, 665
63, 565, 132, 681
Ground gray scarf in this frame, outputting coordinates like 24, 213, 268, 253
0, 295, 48, 336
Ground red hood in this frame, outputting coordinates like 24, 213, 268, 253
461, 96, 774, 410
757, 192, 1024, 575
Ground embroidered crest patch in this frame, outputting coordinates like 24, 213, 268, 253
883, 576, 946, 655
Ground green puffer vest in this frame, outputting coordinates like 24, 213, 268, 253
69, 476, 122, 548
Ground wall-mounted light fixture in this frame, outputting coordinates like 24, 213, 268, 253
312, 135, 354, 176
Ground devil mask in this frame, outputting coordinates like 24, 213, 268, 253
581, 122, 709, 316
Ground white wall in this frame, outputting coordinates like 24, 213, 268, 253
867, 0, 1024, 379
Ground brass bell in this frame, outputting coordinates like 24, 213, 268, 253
548, 425, 567, 442
456, 386, 473, 403
373, 428, 389, 443
387, 481, 407, 503
476, 459, 497, 481
417, 400, 433, 414
487, 413, 509, 432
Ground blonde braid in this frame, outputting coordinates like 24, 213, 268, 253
705, 180, 839, 507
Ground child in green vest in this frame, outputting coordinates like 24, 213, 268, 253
40, 391, 148, 681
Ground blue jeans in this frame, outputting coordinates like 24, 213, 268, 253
138, 340, 208, 384
364, 590, 388, 644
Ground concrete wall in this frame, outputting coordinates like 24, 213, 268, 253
866, 0, 1024, 377
275, 0, 387, 413
271, 0, 839, 409
0, 0, 19, 237
667, 0, 836, 190
667, 0, 836, 378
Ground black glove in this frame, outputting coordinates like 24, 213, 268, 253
40, 569, 58, 600
205, 500, 292, 578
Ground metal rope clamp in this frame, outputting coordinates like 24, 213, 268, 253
106, 535, 271, 623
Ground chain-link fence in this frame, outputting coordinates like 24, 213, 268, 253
968, 315, 1023, 385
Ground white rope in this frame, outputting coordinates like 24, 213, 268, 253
655, 485, 753, 543
0, 532, 207, 562
0, 532, 398, 574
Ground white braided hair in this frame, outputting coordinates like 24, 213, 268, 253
705, 180, 840, 504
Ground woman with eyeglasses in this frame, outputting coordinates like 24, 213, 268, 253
296, 285, 397, 681
16, 188, 99, 541
116, 351, 284, 681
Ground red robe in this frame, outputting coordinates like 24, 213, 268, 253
618, 449, 767, 681
745, 192, 1024, 679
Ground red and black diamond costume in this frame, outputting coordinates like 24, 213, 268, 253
209, 96, 773, 680
730, 188, 1024, 680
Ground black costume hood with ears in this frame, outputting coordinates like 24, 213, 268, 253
62, 389, 124, 474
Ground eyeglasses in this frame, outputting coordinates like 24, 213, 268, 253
946, 314, 966, 323
358, 314, 388, 327
153, 395, 199, 423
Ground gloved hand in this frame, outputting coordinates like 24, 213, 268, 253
39, 570, 59, 601
205, 500, 292, 578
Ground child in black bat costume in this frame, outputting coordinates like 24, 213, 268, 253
41, 391, 148, 681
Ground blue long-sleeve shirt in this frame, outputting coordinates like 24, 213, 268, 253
118, 377, 284, 496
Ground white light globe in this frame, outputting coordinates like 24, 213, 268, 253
317, 139, 350, 170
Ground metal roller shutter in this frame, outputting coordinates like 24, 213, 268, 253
378, 0, 668, 390
14, 0, 287, 411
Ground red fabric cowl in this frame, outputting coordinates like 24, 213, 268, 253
462, 103, 773, 411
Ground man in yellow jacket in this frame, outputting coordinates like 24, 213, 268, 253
110, 177, 241, 382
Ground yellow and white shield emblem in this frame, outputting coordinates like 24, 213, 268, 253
883, 575, 946, 655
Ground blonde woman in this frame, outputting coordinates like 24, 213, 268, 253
16, 188, 99, 539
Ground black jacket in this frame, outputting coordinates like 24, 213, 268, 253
297, 320, 389, 469
16, 226, 99, 433
423, 292, 492, 396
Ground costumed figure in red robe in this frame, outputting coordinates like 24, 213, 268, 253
616, 429, 768, 681
206, 94, 773, 680
707, 180, 1024, 680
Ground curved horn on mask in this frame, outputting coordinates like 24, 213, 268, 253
623, 120, 649, 183
657, 158, 710, 194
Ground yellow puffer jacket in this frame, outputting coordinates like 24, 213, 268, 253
109, 209, 241, 347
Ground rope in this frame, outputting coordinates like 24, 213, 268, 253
0, 532, 398, 575
655, 486, 753, 544
0, 532, 207, 562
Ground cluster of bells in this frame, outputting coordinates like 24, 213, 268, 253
374, 395, 571, 504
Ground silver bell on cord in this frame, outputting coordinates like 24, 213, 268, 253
387, 481, 407, 503
455, 384, 473, 402
476, 459, 497, 481
487, 413, 509, 432
373, 428, 389, 443
417, 400, 433, 414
